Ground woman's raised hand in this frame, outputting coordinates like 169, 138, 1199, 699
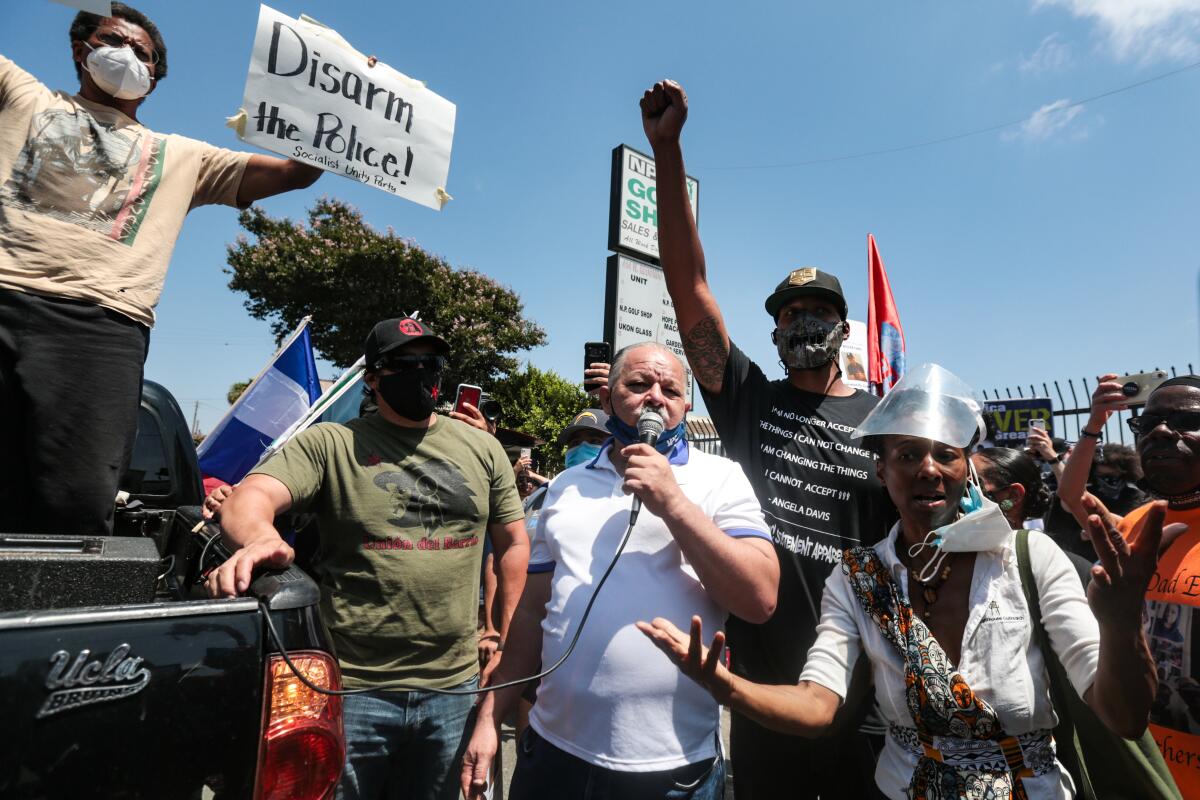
636, 615, 735, 705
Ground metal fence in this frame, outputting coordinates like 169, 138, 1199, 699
980, 364, 1195, 446
687, 416, 726, 457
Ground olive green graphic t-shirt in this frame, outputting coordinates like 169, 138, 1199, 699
252, 414, 524, 690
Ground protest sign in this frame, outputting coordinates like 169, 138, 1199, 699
608, 145, 699, 262
603, 253, 693, 400
233, 4, 456, 210
840, 319, 869, 392
982, 398, 1054, 443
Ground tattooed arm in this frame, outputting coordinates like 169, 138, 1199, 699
640, 80, 730, 394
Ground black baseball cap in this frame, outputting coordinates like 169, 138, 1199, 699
556, 408, 611, 445
764, 267, 848, 320
364, 317, 450, 368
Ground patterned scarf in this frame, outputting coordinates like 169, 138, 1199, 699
842, 547, 1035, 800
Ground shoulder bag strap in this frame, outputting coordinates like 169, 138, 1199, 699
1015, 529, 1096, 800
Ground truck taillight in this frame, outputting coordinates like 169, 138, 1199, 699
254, 652, 344, 800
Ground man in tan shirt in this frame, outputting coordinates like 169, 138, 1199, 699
0, 3, 322, 535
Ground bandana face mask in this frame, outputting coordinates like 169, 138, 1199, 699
774, 314, 847, 370
605, 410, 686, 455
1093, 475, 1125, 499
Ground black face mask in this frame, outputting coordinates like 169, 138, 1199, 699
1092, 475, 1125, 499
376, 371, 440, 420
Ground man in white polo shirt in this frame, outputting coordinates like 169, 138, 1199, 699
460, 342, 780, 800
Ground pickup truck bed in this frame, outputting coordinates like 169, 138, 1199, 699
1, 382, 343, 800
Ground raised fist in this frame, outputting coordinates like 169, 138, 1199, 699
641, 80, 688, 149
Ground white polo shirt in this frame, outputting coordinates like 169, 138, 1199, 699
527, 440, 769, 771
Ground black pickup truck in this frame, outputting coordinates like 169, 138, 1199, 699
0, 381, 343, 800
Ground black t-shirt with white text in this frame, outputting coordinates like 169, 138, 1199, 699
701, 341, 892, 685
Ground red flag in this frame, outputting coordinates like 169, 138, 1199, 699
867, 233, 906, 396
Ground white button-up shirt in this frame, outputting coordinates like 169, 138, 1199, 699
799, 524, 1101, 799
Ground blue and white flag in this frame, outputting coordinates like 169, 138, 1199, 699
254, 357, 366, 470
197, 319, 321, 484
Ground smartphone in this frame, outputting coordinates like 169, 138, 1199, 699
1028, 419, 1047, 432
584, 341, 611, 391
1117, 370, 1169, 406
519, 447, 532, 461
454, 383, 482, 416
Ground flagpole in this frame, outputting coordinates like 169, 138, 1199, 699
195, 316, 312, 458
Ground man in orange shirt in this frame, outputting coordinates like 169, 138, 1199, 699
1083, 375, 1200, 796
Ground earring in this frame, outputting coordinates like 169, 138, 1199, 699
999, 499, 1014, 512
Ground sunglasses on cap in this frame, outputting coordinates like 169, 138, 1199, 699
1127, 411, 1200, 436
376, 354, 446, 373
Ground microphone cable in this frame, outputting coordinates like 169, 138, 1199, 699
259, 513, 638, 697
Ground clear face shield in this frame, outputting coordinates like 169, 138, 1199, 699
851, 363, 985, 449
851, 364, 1011, 578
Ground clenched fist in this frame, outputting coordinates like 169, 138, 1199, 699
641, 79, 688, 150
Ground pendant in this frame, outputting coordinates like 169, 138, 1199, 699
923, 586, 937, 605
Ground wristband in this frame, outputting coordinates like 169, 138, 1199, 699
1080, 428, 1103, 439
1049, 454, 1065, 464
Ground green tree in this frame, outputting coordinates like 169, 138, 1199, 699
227, 380, 251, 406
225, 198, 545, 390
490, 364, 592, 474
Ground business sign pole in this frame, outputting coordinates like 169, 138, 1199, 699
603, 254, 693, 399
604, 145, 700, 402
608, 144, 699, 263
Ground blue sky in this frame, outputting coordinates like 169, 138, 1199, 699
6, 1, 1199, 432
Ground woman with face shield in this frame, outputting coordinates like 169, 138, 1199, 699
638, 364, 1183, 799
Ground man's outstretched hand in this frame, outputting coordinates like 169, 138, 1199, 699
641, 80, 688, 150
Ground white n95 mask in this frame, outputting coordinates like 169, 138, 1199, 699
907, 468, 1012, 582
84, 44, 152, 100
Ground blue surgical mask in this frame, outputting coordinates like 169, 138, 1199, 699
605, 412, 686, 455
565, 442, 603, 468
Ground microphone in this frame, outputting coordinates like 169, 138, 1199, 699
629, 408, 665, 524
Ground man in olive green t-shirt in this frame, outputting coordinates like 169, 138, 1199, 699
208, 317, 529, 800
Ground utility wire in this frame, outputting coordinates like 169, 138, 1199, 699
701, 58, 1200, 171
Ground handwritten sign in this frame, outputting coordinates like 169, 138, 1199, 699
234, 5, 456, 209
608, 145, 699, 262
603, 253, 693, 400
982, 398, 1053, 443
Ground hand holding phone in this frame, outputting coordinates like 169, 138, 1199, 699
454, 384, 483, 416
584, 342, 611, 393
1116, 370, 1169, 406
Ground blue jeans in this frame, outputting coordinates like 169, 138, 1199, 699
509, 726, 725, 800
337, 676, 478, 800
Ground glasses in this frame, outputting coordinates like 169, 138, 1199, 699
93, 29, 159, 66
1127, 411, 1200, 436
377, 354, 446, 373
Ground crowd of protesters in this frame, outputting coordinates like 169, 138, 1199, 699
2, 6, 1197, 800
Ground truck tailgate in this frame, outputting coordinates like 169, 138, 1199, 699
1, 598, 265, 799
